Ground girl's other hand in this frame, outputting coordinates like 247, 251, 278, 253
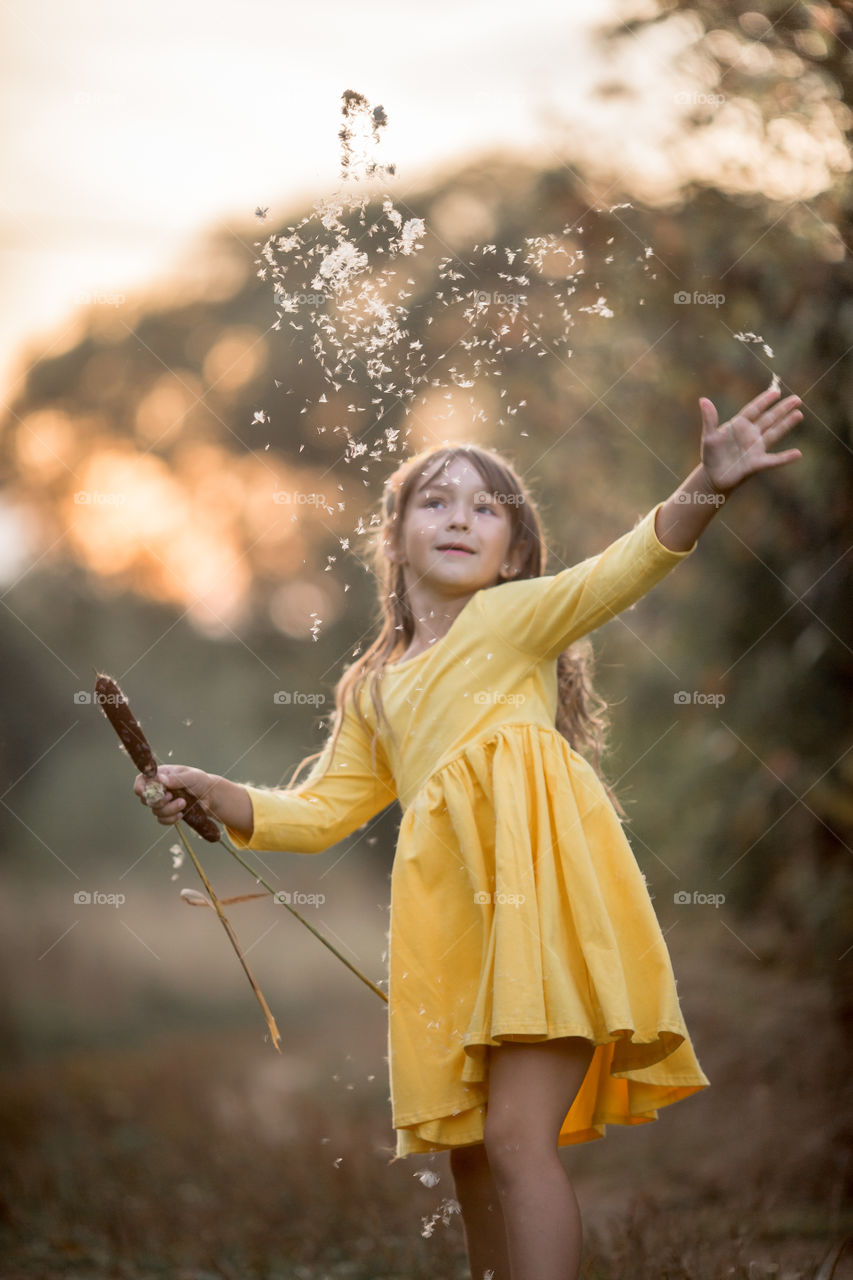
699, 386, 803, 494
133, 765, 217, 827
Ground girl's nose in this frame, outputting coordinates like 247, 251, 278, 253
447, 507, 471, 528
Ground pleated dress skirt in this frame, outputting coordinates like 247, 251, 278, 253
386, 722, 710, 1159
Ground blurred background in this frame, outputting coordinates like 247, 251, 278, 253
1, 2, 851, 1277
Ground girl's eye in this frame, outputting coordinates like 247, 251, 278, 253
422, 498, 497, 512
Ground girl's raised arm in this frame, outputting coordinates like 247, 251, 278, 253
475, 384, 804, 663
477, 501, 696, 662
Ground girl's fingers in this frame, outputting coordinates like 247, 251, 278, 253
763, 395, 801, 420
698, 397, 719, 437
155, 797, 186, 824
740, 386, 783, 420
757, 402, 803, 438
703, 391, 800, 437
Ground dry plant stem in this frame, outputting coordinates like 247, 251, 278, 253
219, 830, 389, 1005
183, 890, 269, 908
93, 669, 386, 1026
93, 671, 220, 843
175, 822, 282, 1053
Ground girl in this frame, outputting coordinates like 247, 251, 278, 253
135, 385, 803, 1280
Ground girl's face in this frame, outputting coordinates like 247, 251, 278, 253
391, 457, 523, 603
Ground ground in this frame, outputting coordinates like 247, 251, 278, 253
1, 913, 850, 1279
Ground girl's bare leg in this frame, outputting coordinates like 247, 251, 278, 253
483, 1036, 595, 1280
450, 1141, 511, 1280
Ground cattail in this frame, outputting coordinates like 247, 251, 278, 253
93, 670, 387, 1029
93, 672, 221, 843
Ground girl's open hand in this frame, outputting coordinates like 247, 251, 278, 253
133, 764, 218, 827
699, 386, 803, 495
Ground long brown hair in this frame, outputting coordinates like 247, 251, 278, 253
289, 443, 626, 818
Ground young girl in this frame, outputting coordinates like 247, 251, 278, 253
135, 385, 802, 1280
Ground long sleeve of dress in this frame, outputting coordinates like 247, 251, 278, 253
223, 696, 397, 854
479, 501, 697, 662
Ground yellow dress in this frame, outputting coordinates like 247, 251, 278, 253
225, 501, 710, 1159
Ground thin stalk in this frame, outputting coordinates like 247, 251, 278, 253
175, 823, 283, 1052
218, 830, 389, 1005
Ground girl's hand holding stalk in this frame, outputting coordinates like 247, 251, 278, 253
99, 669, 386, 1035
134, 765, 254, 840
132, 764, 387, 1005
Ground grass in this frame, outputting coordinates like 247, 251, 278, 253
1, 1019, 848, 1280
1, 893, 849, 1279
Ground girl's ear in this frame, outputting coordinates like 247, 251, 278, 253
382, 536, 405, 565
502, 546, 526, 579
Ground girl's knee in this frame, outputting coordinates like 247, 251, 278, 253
483, 1111, 551, 1178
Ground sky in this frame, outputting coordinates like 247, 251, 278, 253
0, 0, 660, 399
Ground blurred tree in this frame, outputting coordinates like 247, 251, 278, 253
0, 3, 849, 1040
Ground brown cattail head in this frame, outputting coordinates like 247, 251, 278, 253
95, 673, 158, 776
94, 672, 221, 843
